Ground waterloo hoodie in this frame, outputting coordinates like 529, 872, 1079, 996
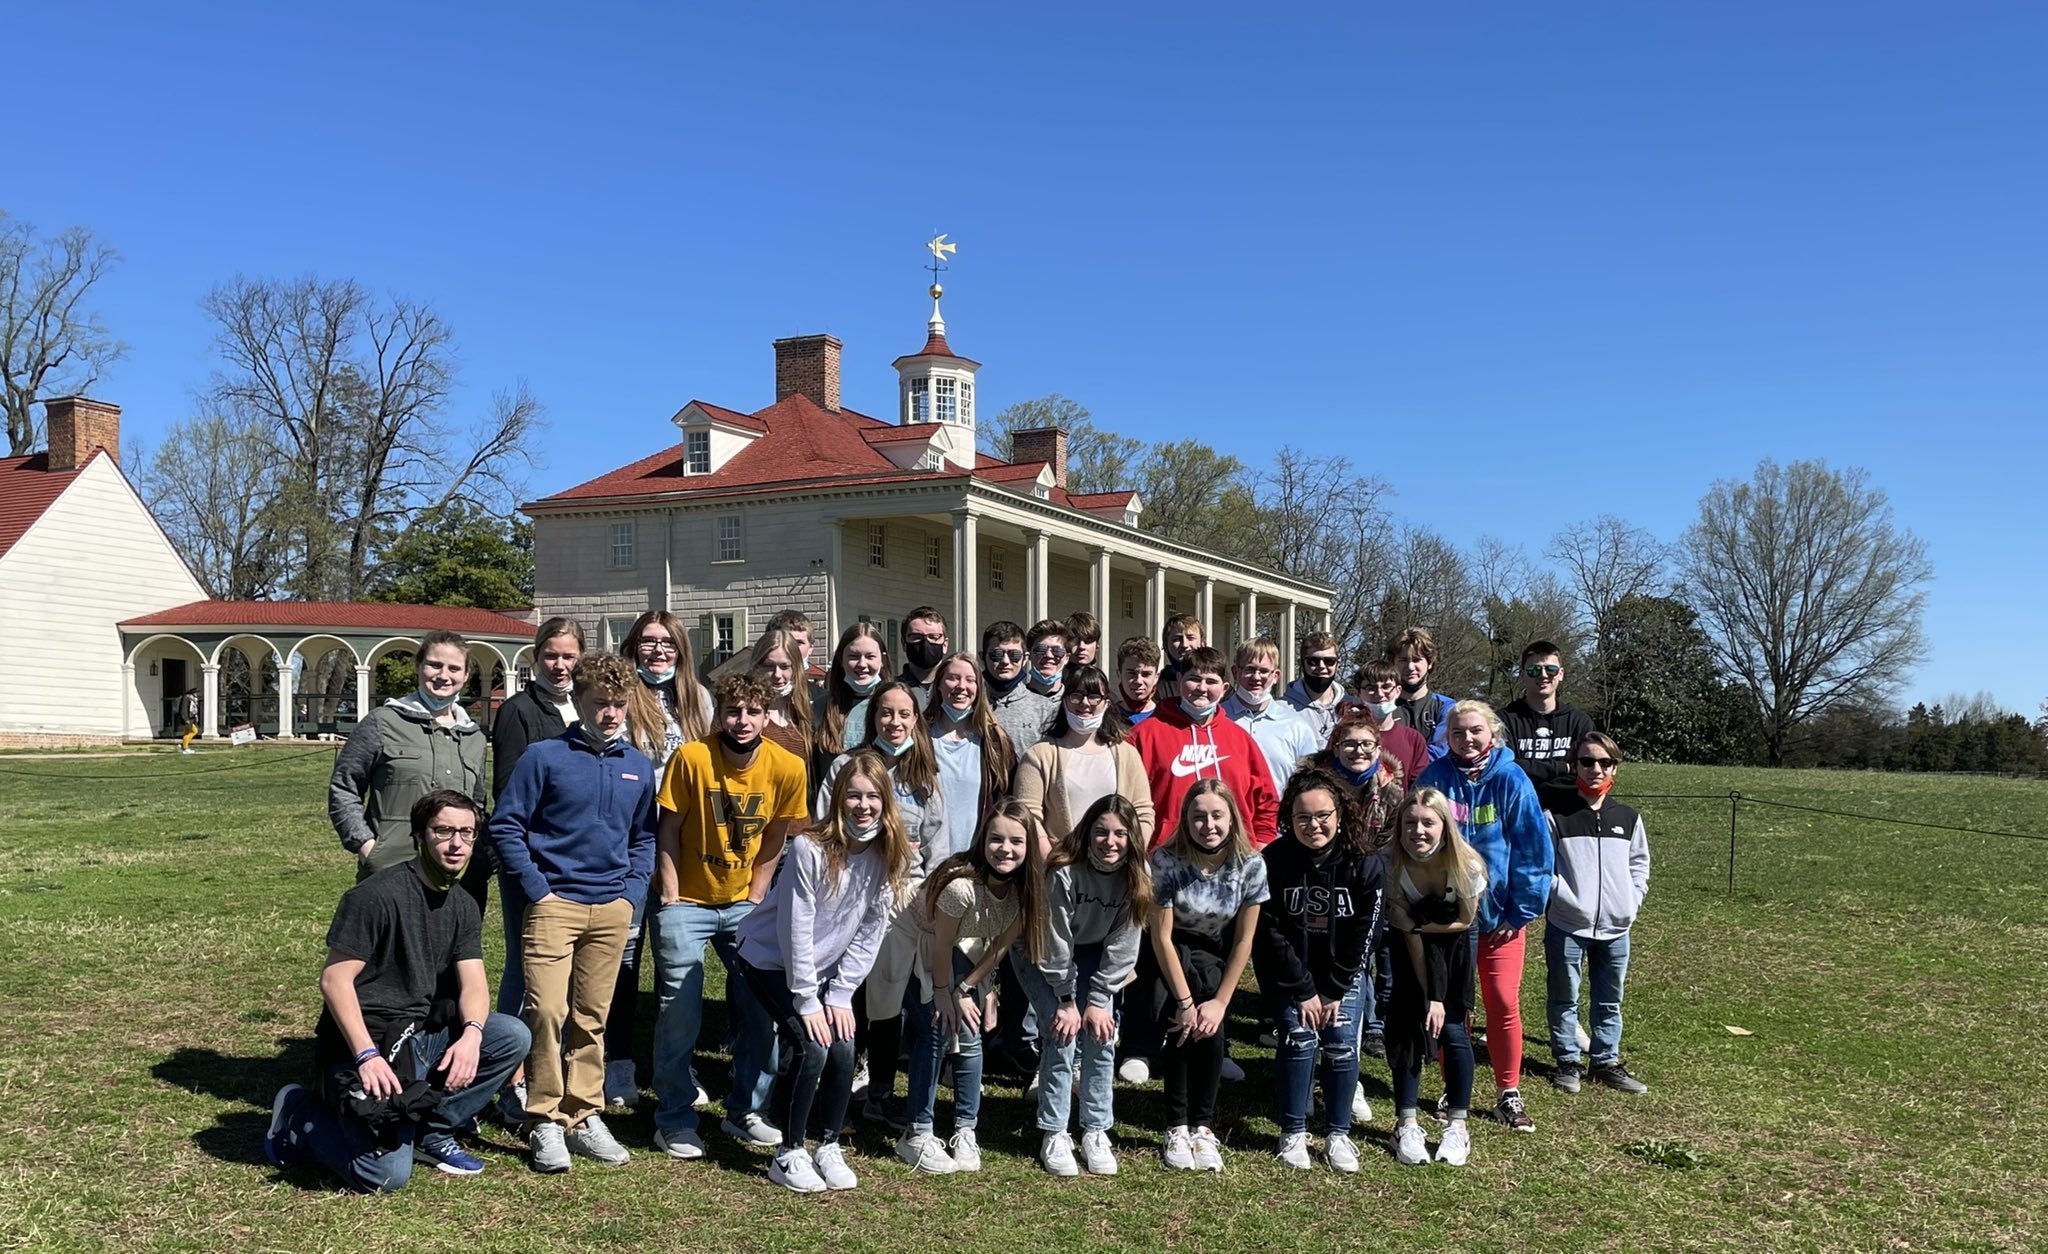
1253, 837, 1387, 1006
1417, 746, 1553, 934
1546, 796, 1649, 941
1130, 701, 1280, 849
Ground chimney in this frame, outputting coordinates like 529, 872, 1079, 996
1011, 427, 1069, 489
45, 396, 121, 471
772, 334, 842, 412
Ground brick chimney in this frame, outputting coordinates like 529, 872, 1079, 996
45, 396, 121, 471
772, 335, 842, 412
1011, 427, 1069, 489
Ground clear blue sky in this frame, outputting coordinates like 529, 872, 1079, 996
13, 3, 2045, 714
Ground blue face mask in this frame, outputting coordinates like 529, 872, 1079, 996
416, 685, 460, 713
846, 672, 881, 696
941, 702, 973, 723
1180, 696, 1218, 722
877, 734, 913, 758
637, 664, 675, 686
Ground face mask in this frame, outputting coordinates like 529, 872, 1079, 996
1453, 744, 1491, 771
877, 734, 913, 758
1338, 759, 1378, 788
1368, 699, 1398, 719
905, 640, 946, 672
637, 664, 675, 686
718, 728, 760, 756
846, 819, 882, 846
416, 685, 459, 713
986, 668, 1026, 695
529, 672, 568, 700
1408, 835, 1443, 863
1231, 683, 1269, 711
984, 858, 1022, 883
1025, 670, 1061, 695
1069, 711, 1104, 734
845, 672, 880, 696
1180, 696, 1217, 722
1576, 775, 1615, 802
941, 702, 972, 724
772, 679, 795, 698
1302, 672, 1335, 696
1086, 844, 1123, 874
584, 720, 625, 747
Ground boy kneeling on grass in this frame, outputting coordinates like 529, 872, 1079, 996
1545, 731, 1650, 1096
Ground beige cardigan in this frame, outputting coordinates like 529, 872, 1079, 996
1011, 739, 1156, 847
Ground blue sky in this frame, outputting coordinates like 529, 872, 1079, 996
13, 3, 2045, 714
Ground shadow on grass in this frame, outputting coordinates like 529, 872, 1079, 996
154, 1039, 316, 1166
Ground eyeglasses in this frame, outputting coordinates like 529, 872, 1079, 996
1030, 645, 1068, 661
427, 824, 478, 843
1334, 740, 1379, 754
905, 632, 946, 645
1304, 655, 1340, 669
985, 648, 1023, 664
1574, 756, 1616, 770
1066, 692, 1107, 709
1295, 809, 1339, 828
639, 638, 679, 654
1523, 664, 1561, 678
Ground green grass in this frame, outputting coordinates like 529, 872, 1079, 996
1, 752, 2044, 1252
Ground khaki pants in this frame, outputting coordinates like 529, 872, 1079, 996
521, 896, 634, 1129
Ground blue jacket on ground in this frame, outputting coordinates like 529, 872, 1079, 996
489, 726, 657, 908
1417, 745, 1552, 933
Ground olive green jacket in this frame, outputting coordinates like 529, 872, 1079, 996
328, 695, 489, 873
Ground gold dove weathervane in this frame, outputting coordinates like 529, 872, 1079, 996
926, 232, 956, 298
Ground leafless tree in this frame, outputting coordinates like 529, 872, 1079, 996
137, 408, 289, 598
1255, 447, 1397, 656
978, 393, 1144, 495
1547, 515, 1667, 636
0, 212, 126, 454
1679, 459, 1930, 765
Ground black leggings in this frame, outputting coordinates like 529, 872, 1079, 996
739, 958, 855, 1150
1154, 929, 1229, 1130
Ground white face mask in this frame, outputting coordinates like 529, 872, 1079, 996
1231, 682, 1269, 710
1368, 699, 1398, 718
1181, 696, 1218, 721
847, 819, 881, 846
1069, 711, 1104, 734
773, 679, 795, 698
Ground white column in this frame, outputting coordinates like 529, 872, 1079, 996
952, 508, 980, 644
122, 662, 137, 739
1025, 529, 1050, 625
276, 651, 295, 739
1196, 576, 1216, 637
1239, 588, 1260, 648
1320, 608, 1333, 636
355, 664, 373, 726
507, 657, 524, 696
1278, 600, 1298, 680
823, 517, 846, 646
660, 509, 676, 612
202, 663, 222, 739
1145, 562, 1168, 639
1089, 546, 1111, 625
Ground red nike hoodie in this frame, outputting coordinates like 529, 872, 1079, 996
1131, 699, 1281, 849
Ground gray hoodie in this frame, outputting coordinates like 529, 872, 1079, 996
1039, 860, 1143, 1010
1545, 797, 1650, 941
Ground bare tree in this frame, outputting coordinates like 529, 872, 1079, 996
1679, 459, 1930, 765
977, 393, 1143, 495
1255, 447, 1397, 655
0, 212, 126, 454
1547, 516, 1668, 636
137, 408, 290, 598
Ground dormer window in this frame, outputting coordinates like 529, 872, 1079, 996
908, 378, 930, 423
686, 430, 710, 474
935, 377, 957, 423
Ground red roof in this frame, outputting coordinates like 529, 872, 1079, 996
860, 425, 940, 444
0, 451, 95, 561
120, 600, 539, 637
890, 329, 980, 368
1068, 491, 1136, 509
675, 399, 769, 433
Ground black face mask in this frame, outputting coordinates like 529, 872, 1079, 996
718, 729, 760, 756
984, 861, 1021, 883
1302, 672, 1336, 696
905, 640, 947, 672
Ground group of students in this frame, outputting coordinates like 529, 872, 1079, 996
270, 605, 1652, 1194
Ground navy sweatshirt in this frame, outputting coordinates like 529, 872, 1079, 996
1253, 837, 1387, 1005
489, 726, 658, 907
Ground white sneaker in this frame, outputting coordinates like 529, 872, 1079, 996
1325, 1131, 1360, 1174
850, 1056, 871, 1100
769, 1147, 827, 1193
604, 1060, 638, 1108
1436, 1120, 1472, 1167
897, 1130, 959, 1174
1116, 1056, 1151, 1084
528, 1122, 570, 1173
722, 1112, 781, 1145
691, 1082, 712, 1111
1275, 1131, 1312, 1169
180, 747, 196, 755
1162, 1125, 1196, 1170
1024, 1074, 1041, 1103
654, 1127, 705, 1160
1352, 1081, 1373, 1124
1392, 1121, 1429, 1166
1218, 1054, 1245, 1083
1079, 1129, 1118, 1176
1040, 1130, 1079, 1176
948, 1129, 982, 1172
1191, 1126, 1224, 1172
813, 1142, 858, 1190
566, 1114, 630, 1165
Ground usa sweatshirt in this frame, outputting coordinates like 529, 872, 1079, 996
1037, 859, 1144, 1011
1253, 836, 1387, 1005
1130, 701, 1280, 849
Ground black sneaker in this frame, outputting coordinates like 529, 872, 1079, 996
1550, 1062, 1583, 1094
1591, 1062, 1648, 1094
1496, 1089, 1535, 1132
1361, 1031, 1386, 1059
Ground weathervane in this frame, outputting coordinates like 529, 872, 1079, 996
926, 232, 956, 294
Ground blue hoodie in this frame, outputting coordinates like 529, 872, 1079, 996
489, 726, 658, 908
1416, 745, 1552, 933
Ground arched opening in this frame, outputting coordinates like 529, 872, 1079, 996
125, 634, 207, 738
291, 635, 362, 736
212, 634, 283, 736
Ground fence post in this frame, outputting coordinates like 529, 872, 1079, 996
1727, 791, 1741, 898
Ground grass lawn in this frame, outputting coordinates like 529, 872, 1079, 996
1, 751, 2043, 1252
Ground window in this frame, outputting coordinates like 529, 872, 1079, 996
990, 547, 1005, 591
713, 613, 737, 664
1121, 580, 1135, 619
1168, 593, 1180, 614
685, 430, 710, 474
868, 524, 886, 568
935, 376, 957, 423
610, 522, 635, 569
908, 378, 930, 423
926, 534, 943, 578
960, 379, 973, 424
605, 616, 637, 649
717, 514, 743, 563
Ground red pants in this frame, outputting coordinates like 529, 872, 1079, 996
1475, 930, 1527, 1092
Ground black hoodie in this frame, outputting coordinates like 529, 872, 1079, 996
1253, 837, 1387, 1005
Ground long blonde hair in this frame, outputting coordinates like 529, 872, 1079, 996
1390, 787, 1488, 916
1159, 778, 1254, 865
815, 622, 893, 760
813, 748, 913, 894
621, 610, 711, 757
748, 627, 812, 741
922, 652, 1015, 802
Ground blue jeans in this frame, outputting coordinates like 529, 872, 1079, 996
650, 900, 775, 1133
1014, 943, 1117, 1135
495, 873, 529, 1018
1358, 941, 1395, 1036
739, 958, 855, 1151
274, 1014, 530, 1193
904, 949, 987, 1134
1273, 981, 1366, 1135
1546, 927, 1631, 1067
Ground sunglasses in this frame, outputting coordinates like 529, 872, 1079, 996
1031, 645, 1069, 661
1575, 756, 1616, 770
1303, 655, 1340, 669
985, 648, 1024, 664
1524, 664, 1561, 678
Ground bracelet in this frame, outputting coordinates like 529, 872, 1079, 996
353, 1046, 380, 1064
463, 1019, 486, 1036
